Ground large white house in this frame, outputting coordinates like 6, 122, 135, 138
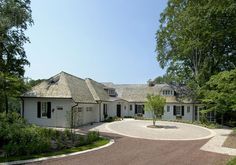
21, 71, 204, 127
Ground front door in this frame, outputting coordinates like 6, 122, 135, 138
117, 104, 121, 117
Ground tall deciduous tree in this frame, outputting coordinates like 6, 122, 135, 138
144, 94, 166, 126
156, 0, 236, 87
200, 69, 236, 124
0, 0, 33, 113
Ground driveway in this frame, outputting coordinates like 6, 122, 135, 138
28, 120, 230, 165
102, 119, 215, 140
29, 133, 230, 165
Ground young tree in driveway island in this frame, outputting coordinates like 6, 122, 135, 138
145, 94, 166, 126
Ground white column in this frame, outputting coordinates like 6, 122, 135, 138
197, 107, 200, 122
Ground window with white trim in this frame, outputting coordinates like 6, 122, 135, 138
187, 106, 190, 113
37, 101, 51, 119
176, 106, 181, 116
167, 105, 170, 112
41, 102, 47, 117
86, 107, 92, 111
162, 90, 173, 96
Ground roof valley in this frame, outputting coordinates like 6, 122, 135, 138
61, 72, 73, 99
85, 79, 100, 101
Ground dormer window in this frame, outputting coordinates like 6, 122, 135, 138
104, 88, 116, 96
162, 90, 173, 96
108, 89, 115, 96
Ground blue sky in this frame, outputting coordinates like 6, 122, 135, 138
25, 0, 168, 84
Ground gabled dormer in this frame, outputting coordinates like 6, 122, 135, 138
104, 87, 116, 97
161, 85, 175, 96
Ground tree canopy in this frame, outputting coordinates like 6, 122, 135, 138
201, 69, 236, 115
156, 0, 236, 86
0, 0, 33, 112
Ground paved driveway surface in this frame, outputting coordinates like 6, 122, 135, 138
28, 133, 230, 165
105, 120, 215, 140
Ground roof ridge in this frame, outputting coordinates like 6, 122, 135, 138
85, 79, 100, 101
60, 71, 85, 81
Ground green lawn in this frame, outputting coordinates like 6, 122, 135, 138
227, 157, 236, 165
0, 138, 109, 163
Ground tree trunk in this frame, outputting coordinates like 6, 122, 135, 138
153, 113, 156, 126
221, 114, 224, 125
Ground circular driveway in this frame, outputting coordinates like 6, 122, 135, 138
105, 119, 215, 140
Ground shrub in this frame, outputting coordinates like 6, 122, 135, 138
86, 131, 100, 144
104, 116, 122, 122
0, 112, 102, 158
3, 125, 51, 156
124, 116, 133, 118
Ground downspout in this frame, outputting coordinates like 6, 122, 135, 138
71, 102, 79, 128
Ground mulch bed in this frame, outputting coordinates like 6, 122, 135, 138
147, 125, 178, 129
223, 130, 236, 149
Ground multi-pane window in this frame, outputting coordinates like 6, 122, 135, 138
130, 105, 133, 111
187, 106, 190, 113
137, 105, 144, 114
37, 101, 51, 118
86, 107, 93, 111
176, 106, 181, 116
162, 90, 173, 96
41, 102, 47, 117
167, 105, 170, 112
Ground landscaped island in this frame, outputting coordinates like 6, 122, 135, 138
0, 112, 109, 163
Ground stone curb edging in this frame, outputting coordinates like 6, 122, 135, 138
0, 139, 114, 165
105, 120, 216, 141
200, 129, 236, 156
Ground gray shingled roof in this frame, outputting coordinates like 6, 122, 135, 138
22, 72, 96, 103
23, 72, 190, 103
103, 83, 182, 103
85, 78, 110, 101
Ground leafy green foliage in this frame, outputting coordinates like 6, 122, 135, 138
200, 69, 236, 116
144, 94, 166, 126
27, 79, 45, 88
156, 0, 236, 86
86, 131, 100, 144
0, 112, 50, 156
0, 112, 101, 157
227, 157, 236, 165
0, 0, 33, 113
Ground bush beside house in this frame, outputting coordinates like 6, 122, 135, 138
0, 112, 103, 159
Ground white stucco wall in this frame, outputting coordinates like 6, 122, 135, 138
77, 103, 99, 125
162, 104, 176, 120
162, 104, 194, 122
23, 98, 73, 127
23, 98, 100, 127
182, 105, 194, 121
23, 97, 194, 127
